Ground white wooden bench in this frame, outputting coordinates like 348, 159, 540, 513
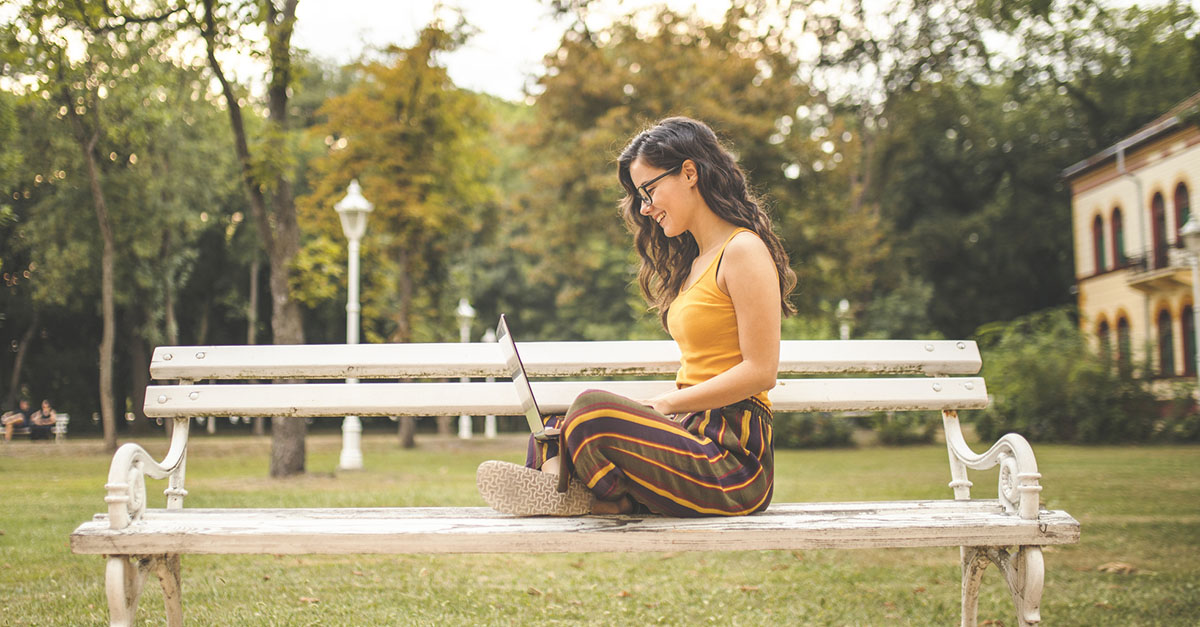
70, 339, 1079, 626
5, 411, 68, 442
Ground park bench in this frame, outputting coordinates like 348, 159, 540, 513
70, 339, 1079, 626
4, 412, 69, 442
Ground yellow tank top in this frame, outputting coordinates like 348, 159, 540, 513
666, 228, 771, 406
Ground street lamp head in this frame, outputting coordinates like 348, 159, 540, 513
456, 298, 476, 323
335, 179, 374, 241
1181, 216, 1200, 253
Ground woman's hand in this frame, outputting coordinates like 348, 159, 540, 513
640, 392, 677, 417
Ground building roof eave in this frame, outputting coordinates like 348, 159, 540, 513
1060, 116, 1184, 181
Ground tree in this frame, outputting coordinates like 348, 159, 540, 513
3, 4, 245, 441
803, 0, 1200, 337
296, 21, 495, 346
189, 0, 309, 475
491, 3, 885, 341
0, 2, 178, 450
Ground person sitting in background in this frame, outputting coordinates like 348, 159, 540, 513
2, 399, 34, 441
28, 399, 56, 441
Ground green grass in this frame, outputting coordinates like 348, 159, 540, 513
1, 434, 1198, 625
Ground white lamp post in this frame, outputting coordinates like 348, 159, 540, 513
1180, 216, 1200, 400
837, 299, 852, 341
456, 298, 476, 439
335, 180, 373, 470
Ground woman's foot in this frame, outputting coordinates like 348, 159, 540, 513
589, 496, 634, 515
476, 461, 592, 516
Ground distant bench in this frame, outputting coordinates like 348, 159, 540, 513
4, 412, 69, 442
70, 340, 1079, 626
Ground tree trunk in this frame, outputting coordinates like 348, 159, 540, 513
201, 0, 305, 476
392, 247, 413, 342
93, 157, 119, 453
249, 258, 265, 436
5, 310, 37, 409
263, 0, 306, 477
65, 91, 118, 453
398, 416, 415, 448
127, 329, 152, 435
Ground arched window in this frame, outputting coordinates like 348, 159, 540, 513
1152, 192, 1168, 268
1093, 214, 1106, 273
1183, 305, 1196, 377
1117, 316, 1132, 372
1158, 309, 1175, 377
1112, 207, 1125, 267
1098, 318, 1112, 361
1177, 183, 1192, 236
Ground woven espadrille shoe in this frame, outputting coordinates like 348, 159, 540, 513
476, 460, 593, 516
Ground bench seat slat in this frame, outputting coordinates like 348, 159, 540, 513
70, 502, 1079, 555
149, 340, 981, 380
143, 378, 988, 418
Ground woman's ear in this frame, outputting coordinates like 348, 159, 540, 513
681, 159, 698, 186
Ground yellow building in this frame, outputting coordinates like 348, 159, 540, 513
1064, 92, 1199, 378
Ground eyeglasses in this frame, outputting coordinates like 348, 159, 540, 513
635, 164, 682, 206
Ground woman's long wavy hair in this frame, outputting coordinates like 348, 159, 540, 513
618, 117, 797, 327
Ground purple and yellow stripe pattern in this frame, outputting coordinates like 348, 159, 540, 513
525, 389, 773, 517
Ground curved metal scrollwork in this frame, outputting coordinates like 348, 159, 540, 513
997, 452, 1020, 512
942, 410, 1043, 519
104, 417, 192, 529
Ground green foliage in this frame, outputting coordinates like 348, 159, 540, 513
289, 235, 344, 308
809, 0, 1200, 338
296, 21, 495, 343
772, 412, 855, 449
1153, 382, 1200, 443
973, 307, 1163, 443
874, 412, 939, 446
487, 2, 887, 340
857, 273, 943, 339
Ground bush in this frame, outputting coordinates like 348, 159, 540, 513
773, 412, 855, 449
874, 411, 939, 445
973, 307, 1160, 444
1154, 383, 1200, 442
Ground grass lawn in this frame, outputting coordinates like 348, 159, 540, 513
1, 432, 1197, 625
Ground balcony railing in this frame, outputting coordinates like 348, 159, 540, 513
1124, 247, 1193, 291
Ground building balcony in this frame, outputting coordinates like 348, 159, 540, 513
1124, 247, 1194, 292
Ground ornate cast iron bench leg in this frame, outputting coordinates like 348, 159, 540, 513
105, 554, 182, 627
960, 546, 1044, 626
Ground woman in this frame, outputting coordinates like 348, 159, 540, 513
28, 399, 57, 440
478, 117, 796, 517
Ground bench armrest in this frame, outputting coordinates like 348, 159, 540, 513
105, 417, 192, 529
941, 410, 1043, 519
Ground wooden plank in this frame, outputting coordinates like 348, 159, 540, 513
70, 502, 1079, 556
113, 500, 1016, 519
143, 377, 988, 418
149, 340, 981, 381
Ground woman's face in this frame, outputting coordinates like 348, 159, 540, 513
631, 158, 690, 238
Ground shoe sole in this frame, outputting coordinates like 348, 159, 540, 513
476, 460, 593, 516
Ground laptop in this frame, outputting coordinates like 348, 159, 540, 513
496, 314, 560, 441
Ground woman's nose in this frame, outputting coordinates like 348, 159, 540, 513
639, 200, 653, 214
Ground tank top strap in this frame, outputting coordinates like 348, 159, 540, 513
711, 227, 752, 280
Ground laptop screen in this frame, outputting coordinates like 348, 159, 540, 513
496, 314, 546, 438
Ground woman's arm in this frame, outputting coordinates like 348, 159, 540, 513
648, 232, 782, 415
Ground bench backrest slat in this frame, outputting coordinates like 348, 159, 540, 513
149, 340, 981, 381
144, 377, 987, 418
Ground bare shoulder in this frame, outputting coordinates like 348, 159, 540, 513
722, 230, 773, 267
718, 230, 777, 295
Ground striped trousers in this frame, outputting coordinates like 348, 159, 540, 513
526, 389, 774, 517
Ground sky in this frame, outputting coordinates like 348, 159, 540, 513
292, 0, 735, 102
